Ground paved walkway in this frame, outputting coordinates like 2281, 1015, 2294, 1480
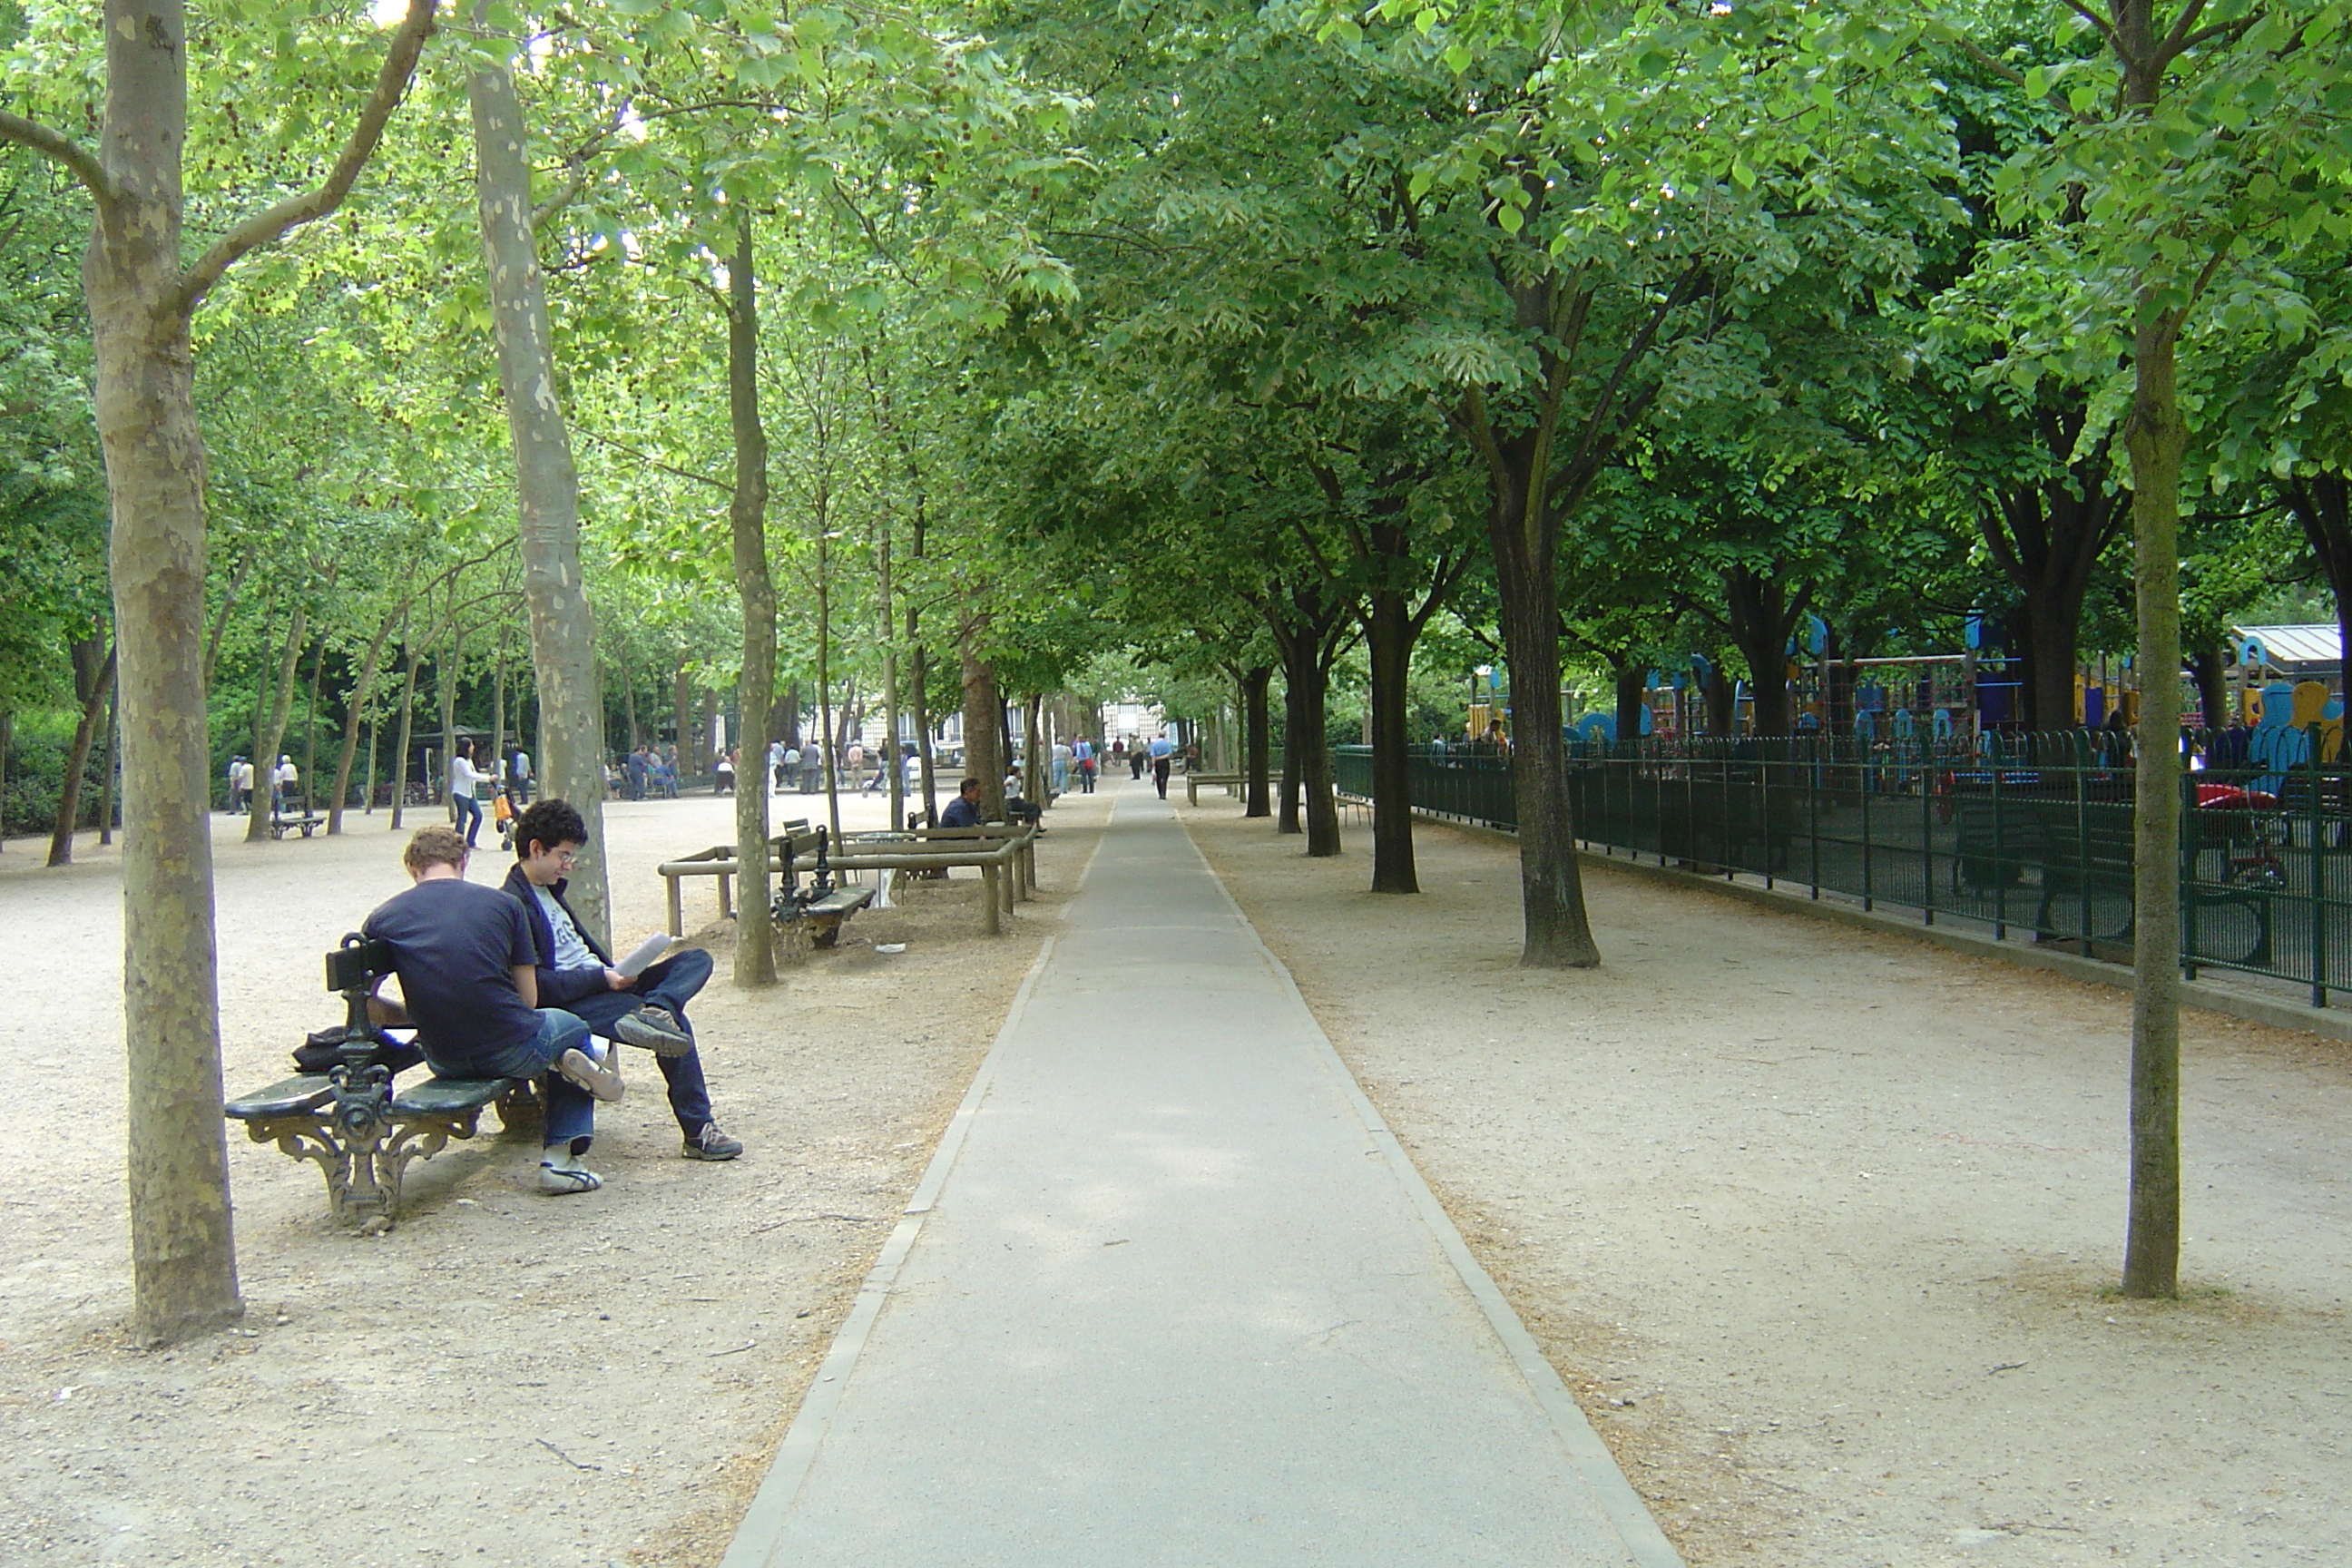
721, 789, 1679, 1567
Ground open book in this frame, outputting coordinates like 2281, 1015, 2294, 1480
614, 933, 672, 979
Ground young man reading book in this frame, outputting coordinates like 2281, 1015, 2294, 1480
503, 799, 742, 1162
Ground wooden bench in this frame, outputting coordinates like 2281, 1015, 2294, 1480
771, 826, 875, 947
655, 818, 811, 935
270, 792, 326, 839
222, 936, 538, 1229
1184, 772, 1244, 807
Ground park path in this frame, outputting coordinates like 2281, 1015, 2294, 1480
720, 782, 1679, 1568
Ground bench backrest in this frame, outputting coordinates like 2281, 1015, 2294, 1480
326, 935, 396, 995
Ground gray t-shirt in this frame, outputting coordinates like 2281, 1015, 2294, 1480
534, 886, 599, 972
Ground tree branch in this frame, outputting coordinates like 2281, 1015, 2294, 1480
1955, 37, 2093, 124
0, 112, 113, 202
574, 426, 734, 494
2061, 0, 2129, 60
170, 0, 440, 318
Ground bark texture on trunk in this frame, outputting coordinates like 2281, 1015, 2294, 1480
1612, 661, 1645, 746
47, 637, 116, 865
2122, 315, 2185, 1299
1485, 447, 1601, 967
725, 206, 777, 987
469, 29, 609, 943
1724, 567, 1803, 737
960, 609, 1004, 821
88, 0, 237, 1344
1242, 665, 1272, 818
390, 640, 418, 828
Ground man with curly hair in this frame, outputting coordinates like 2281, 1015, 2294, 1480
503, 799, 742, 1163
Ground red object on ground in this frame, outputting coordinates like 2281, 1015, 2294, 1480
2196, 784, 2279, 809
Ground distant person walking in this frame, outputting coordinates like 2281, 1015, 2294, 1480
1073, 736, 1096, 794
273, 754, 300, 814
1051, 740, 1072, 796
1129, 740, 1145, 780
447, 738, 487, 848
1149, 732, 1173, 799
508, 745, 533, 807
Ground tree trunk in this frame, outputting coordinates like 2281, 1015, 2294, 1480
86, 0, 240, 1342
1490, 471, 1601, 967
818, 548, 842, 848
1980, 415, 2122, 732
1724, 567, 1802, 738
1024, 692, 1044, 806
911, 642, 938, 828
1366, 585, 1416, 891
469, 19, 611, 943
878, 525, 903, 831
390, 637, 420, 829
97, 679, 121, 845
328, 599, 402, 834
200, 544, 252, 691
436, 621, 462, 812
1277, 634, 1342, 857
0, 710, 12, 848
1279, 671, 1302, 834
48, 637, 117, 865
298, 634, 322, 799
1612, 660, 1645, 747
960, 596, 1004, 820
1703, 661, 1734, 734
2190, 643, 2227, 732
2284, 474, 2352, 712
725, 204, 777, 987
621, 656, 639, 753
671, 662, 688, 774
2120, 315, 2186, 1299
490, 642, 508, 788
246, 611, 307, 842
1242, 664, 1272, 818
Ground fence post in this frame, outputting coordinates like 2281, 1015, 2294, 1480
2076, 733, 2093, 958
1922, 748, 1935, 926
2311, 727, 2328, 1007
1992, 749, 2006, 941
1860, 746, 1874, 913
1809, 739, 1821, 899
1761, 748, 1774, 891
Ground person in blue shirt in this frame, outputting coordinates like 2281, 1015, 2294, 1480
1148, 732, 1174, 799
940, 777, 986, 828
362, 825, 623, 1196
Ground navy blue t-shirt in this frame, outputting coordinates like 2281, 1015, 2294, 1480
362, 877, 541, 1070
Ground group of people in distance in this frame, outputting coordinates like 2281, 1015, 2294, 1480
362, 797, 740, 1197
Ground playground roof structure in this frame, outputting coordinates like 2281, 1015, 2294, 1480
2234, 624, 2343, 681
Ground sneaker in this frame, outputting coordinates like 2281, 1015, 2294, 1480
614, 1005, 692, 1057
682, 1122, 743, 1161
556, 1046, 626, 1102
538, 1161, 603, 1195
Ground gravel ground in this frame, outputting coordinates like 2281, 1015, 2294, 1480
0, 785, 1105, 1567
1188, 803, 2352, 1568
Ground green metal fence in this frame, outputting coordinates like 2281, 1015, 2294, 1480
1331, 734, 2352, 1007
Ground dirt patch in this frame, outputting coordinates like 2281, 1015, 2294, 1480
0, 789, 1103, 1567
1187, 805, 2352, 1568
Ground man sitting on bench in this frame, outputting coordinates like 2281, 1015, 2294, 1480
940, 776, 987, 828
503, 799, 744, 1163
362, 825, 626, 1196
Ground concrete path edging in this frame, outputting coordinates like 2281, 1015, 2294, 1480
717, 914, 1078, 1568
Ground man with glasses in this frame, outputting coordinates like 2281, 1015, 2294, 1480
502, 798, 743, 1163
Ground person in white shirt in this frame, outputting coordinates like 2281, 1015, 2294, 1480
273, 755, 299, 813
448, 738, 487, 849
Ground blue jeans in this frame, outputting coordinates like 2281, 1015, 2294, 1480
428, 1008, 595, 1151
453, 792, 484, 846
558, 947, 717, 1138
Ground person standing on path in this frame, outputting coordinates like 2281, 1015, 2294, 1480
504, 799, 743, 1162
273, 754, 299, 815
1130, 740, 1146, 780
1051, 739, 1072, 796
1149, 732, 1173, 799
447, 738, 487, 848
508, 744, 533, 807
363, 824, 624, 1195
1072, 736, 1095, 794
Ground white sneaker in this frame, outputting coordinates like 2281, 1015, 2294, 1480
538, 1160, 603, 1195
557, 1045, 626, 1102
